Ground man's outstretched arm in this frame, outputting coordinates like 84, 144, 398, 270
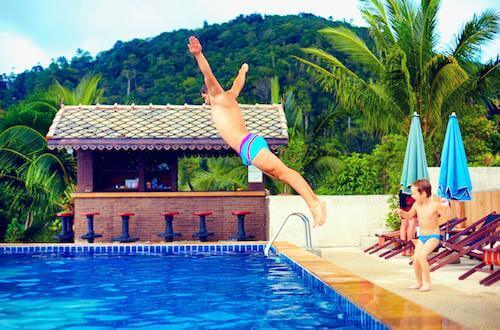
188, 36, 224, 95
229, 63, 249, 98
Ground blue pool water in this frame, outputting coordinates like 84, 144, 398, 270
0, 251, 383, 329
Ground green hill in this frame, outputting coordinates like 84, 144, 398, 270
0, 14, 370, 115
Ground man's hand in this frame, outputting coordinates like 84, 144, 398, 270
188, 36, 202, 55
240, 63, 249, 73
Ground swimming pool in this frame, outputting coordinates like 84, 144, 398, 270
0, 244, 386, 329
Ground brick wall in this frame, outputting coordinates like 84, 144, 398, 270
74, 195, 267, 242
76, 151, 93, 192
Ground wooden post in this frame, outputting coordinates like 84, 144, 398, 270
138, 157, 145, 192
171, 154, 178, 191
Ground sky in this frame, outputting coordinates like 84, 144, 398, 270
0, 0, 499, 75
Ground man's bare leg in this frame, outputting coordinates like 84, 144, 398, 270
230, 63, 248, 97
252, 149, 327, 226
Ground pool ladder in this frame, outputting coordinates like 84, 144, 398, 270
264, 212, 321, 257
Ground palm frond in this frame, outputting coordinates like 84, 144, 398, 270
0, 125, 47, 155
191, 157, 246, 191
383, 47, 415, 116
26, 153, 75, 197
426, 59, 469, 132
47, 74, 104, 106
460, 56, 500, 104
360, 0, 397, 47
48, 80, 75, 105
270, 76, 280, 104
319, 27, 385, 74
283, 90, 304, 132
450, 9, 499, 64
304, 155, 344, 187
24, 101, 59, 114
417, 0, 440, 68
296, 49, 360, 79
0, 147, 30, 173
75, 74, 104, 104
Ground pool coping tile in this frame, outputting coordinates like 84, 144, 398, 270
272, 242, 463, 330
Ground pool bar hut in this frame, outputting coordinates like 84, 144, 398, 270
47, 104, 288, 242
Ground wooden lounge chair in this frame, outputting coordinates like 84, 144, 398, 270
363, 192, 415, 255
458, 231, 499, 286
428, 212, 499, 272
363, 229, 400, 254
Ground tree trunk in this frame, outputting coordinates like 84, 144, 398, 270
24, 212, 31, 230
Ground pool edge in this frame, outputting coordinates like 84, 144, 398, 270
272, 241, 463, 330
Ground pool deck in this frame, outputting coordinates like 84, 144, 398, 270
319, 246, 500, 330
273, 242, 465, 329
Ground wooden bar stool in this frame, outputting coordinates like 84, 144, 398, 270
113, 212, 139, 243
158, 212, 182, 242
80, 212, 103, 243
192, 212, 214, 242
230, 211, 253, 241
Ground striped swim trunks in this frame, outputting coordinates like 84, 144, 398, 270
238, 133, 269, 166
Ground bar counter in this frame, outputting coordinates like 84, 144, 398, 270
72, 191, 268, 242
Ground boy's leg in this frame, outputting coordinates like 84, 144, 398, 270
251, 149, 326, 226
410, 240, 423, 289
417, 238, 440, 291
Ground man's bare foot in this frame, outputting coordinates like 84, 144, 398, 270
310, 200, 327, 227
408, 283, 422, 290
418, 284, 431, 292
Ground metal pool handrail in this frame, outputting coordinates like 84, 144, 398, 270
264, 212, 321, 257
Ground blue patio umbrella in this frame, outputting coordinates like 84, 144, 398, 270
400, 112, 429, 194
438, 112, 472, 200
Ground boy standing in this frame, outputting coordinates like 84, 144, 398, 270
188, 36, 326, 226
395, 179, 450, 291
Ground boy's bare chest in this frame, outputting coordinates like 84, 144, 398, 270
416, 206, 438, 223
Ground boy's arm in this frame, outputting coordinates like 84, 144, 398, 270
188, 36, 224, 96
229, 63, 249, 98
395, 204, 417, 219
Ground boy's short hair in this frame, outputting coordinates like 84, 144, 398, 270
412, 179, 432, 197
200, 84, 208, 95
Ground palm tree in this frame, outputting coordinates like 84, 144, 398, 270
46, 74, 104, 108
296, 0, 499, 144
178, 157, 201, 191
191, 157, 247, 191
268, 76, 343, 194
0, 126, 76, 230
0, 74, 103, 237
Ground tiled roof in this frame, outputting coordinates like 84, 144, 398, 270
46, 104, 288, 151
